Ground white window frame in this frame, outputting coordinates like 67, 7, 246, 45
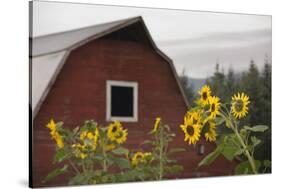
106, 80, 138, 122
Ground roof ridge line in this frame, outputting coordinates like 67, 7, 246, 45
31, 16, 142, 39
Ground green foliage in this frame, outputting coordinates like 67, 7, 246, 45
168, 148, 186, 155
261, 159, 271, 173
194, 78, 269, 175
207, 58, 271, 162
244, 125, 268, 132
139, 119, 185, 180
220, 135, 241, 161
43, 165, 68, 183
112, 147, 129, 156
235, 160, 261, 175
108, 156, 131, 170
199, 120, 268, 175
54, 148, 71, 163
44, 118, 185, 185
44, 120, 134, 185
198, 146, 221, 167
263, 160, 271, 168
179, 68, 195, 106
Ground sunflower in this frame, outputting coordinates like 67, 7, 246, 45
143, 152, 152, 158
72, 143, 86, 150
91, 128, 99, 150
72, 143, 88, 159
131, 152, 144, 166
208, 96, 221, 118
131, 152, 152, 166
79, 131, 87, 140
47, 119, 56, 133
187, 110, 202, 125
107, 121, 127, 144
107, 121, 122, 141
231, 92, 250, 119
152, 117, 161, 133
180, 116, 201, 145
143, 152, 153, 164
94, 128, 99, 146
115, 129, 128, 144
53, 132, 64, 149
79, 127, 99, 150
46, 119, 64, 148
198, 85, 212, 106
79, 152, 88, 159
203, 119, 217, 142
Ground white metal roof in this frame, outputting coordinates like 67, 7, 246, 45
31, 16, 189, 118
32, 51, 67, 111
31, 17, 137, 57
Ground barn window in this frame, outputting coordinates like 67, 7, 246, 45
106, 80, 138, 122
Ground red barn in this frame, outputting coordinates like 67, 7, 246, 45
31, 16, 235, 187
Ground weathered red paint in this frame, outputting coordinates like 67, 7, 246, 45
32, 30, 236, 187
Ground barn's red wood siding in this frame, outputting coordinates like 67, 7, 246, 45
33, 37, 236, 187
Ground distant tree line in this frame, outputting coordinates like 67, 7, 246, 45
179, 57, 271, 162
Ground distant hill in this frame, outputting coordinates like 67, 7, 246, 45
189, 77, 206, 92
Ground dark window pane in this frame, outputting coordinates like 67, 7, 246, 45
111, 86, 133, 117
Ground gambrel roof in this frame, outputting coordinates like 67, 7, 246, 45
30, 16, 189, 117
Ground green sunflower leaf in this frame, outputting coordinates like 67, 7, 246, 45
42, 164, 68, 183
215, 117, 225, 125
112, 147, 129, 156
53, 148, 71, 163
164, 165, 184, 174
198, 146, 221, 167
141, 140, 153, 146
221, 145, 240, 161
234, 160, 261, 175
219, 134, 241, 161
68, 173, 87, 185
114, 157, 131, 169
234, 149, 244, 156
93, 154, 104, 161
244, 125, 268, 132
250, 136, 261, 147
263, 160, 271, 168
168, 147, 186, 155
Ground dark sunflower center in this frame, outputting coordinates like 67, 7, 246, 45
234, 100, 243, 112
202, 92, 208, 100
211, 103, 216, 112
112, 126, 117, 133
136, 155, 143, 160
186, 125, 194, 136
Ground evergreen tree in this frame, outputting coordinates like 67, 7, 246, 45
179, 69, 195, 106
241, 59, 262, 124
240, 59, 271, 162
260, 57, 272, 126
208, 63, 227, 101
206, 58, 271, 163
257, 57, 272, 161
225, 67, 236, 101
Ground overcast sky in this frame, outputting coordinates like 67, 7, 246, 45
33, 1, 271, 78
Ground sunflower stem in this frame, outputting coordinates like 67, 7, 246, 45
233, 126, 258, 174
102, 141, 108, 172
68, 159, 81, 174
82, 159, 87, 174
220, 112, 257, 174
159, 122, 164, 180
